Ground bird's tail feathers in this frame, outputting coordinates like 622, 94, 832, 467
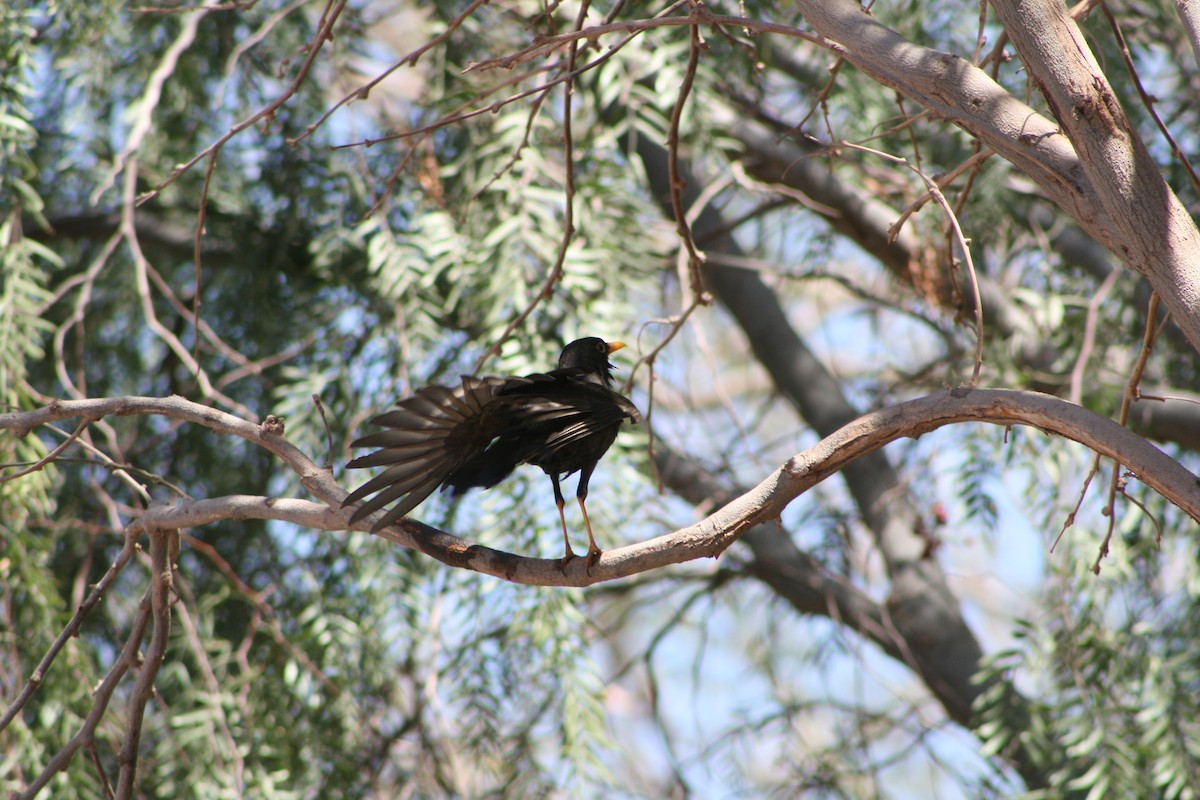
343, 376, 505, 531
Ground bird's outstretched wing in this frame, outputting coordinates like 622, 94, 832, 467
343, 376, 508, 531
495, 377, 641, 473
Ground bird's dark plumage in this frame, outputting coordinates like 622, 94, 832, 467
344, 337, 640, 568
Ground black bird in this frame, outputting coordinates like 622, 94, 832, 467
344, 337, 641, 568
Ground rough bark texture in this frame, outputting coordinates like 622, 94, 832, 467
989, 0, 1200, 344
790, 0, 1200, 352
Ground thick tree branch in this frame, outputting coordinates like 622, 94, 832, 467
8, 390, 1198, 588
1178, 0, 1200, 67
989, 0, 1200, 346
10, 385, 1188, 798
788, 1, 1106, 239
719, 46, 1200, 445
791, 0, 1200, 352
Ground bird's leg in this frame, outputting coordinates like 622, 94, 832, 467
577, 496, 603, 573
576, 463, 602, 573
551, 473, 577, 570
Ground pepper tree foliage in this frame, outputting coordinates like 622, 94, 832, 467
3, 0, 1200, 797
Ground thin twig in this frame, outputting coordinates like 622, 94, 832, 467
703, 252, 955, 344
1120, 485, 1164, 547
666, 7, 708, 302
219, 0, 308, 90
192, 150, 220, 366
212, 333, 320, 390
1096, 465, 1124, 572
1053, 456, 1098, 552
38, 424, 159, 504
137, 0, 350, 205
143, 258, 252, 368
312, 393, 334, 470
471, 2, 591, 371
288, 0, 492, 147
625, 297, 705, 488
52, 233, 122, 401
972, 0, 990, 64
15, 579, 154, 799
786, 57, 846, 137
0, 417, 93, 486
335, 11, 687, 154
1136, 391, 1200, 406
114, 527, 176, 799
0, 527, 140, 736
87, 743, 116, 799
949, 140, 988, 235
844, 142, 985, 386
1098, 3, 1200, 197
889, 148, 994, 236
1068, 268, 1120, 405
123, 162, 255, 419
468, 89, 552, 203
464, 10, 821, 74
1092, 292, 1164, 574
895, 92, 924, 170
92, 0, 219, 204
726, 161, 838, 217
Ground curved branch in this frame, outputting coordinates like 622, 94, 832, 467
791, 0, 1200, 353
9, 391, 1196, 588
787, 1, 1108, 244
986, 0, 1200, 352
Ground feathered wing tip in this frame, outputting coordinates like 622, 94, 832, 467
343, 376, 505, 532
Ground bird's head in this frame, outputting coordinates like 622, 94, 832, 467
558, 337, 626, 387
